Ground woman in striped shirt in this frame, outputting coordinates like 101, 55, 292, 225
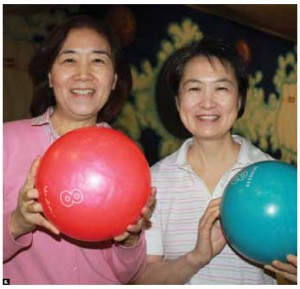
134, 38, 297, 284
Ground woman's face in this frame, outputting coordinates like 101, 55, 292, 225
48, 27, 117, 122
177, 56, 240, 141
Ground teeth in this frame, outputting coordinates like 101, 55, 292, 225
71, 89, 94, 95
198, 115, 219, 121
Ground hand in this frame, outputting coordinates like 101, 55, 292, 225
114, 186, 156, 246
188, 198, 226, 268
10, 157, 60, 239
264, 255, 297, 283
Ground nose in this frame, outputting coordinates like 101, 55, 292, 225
201, 87, 216, 109
74, 62, 93, 81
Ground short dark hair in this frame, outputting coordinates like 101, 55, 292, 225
29, 15, 132, 123
156, 37, 249, 139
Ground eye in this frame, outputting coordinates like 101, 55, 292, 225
188, 87, 201, 92
216, 86, 229, 91
93, 58, 105, 64
61, 58, 76, 64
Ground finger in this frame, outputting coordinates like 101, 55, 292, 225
24, 157, 41, 190
201, 198, 222, 223
200, 204, 220, 228
265, 262, 297, 275
272, 260, 297, 274
22, 188, 39, 202
209, 197, 222, 207
287, 255, 298, 267
139, 187, 157, 220
26, 201, 43, 214
114, 231, 130, 242
36, 215, 60, 235
264, 264, 276, 273
199, 210, 221, 239
206, 208, 220, 226
280, 272, 297, 283
203, 198, 221, 216
265, 265, 297, 283
149, 186, 156, 201
147, 187, 156, 208
127, 224, 143, 233
127, 218, 144, 233
141, 207, 152, 220
114, 188, 156, 242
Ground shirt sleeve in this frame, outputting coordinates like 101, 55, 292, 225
3, 211, 33, 262
3, 123, 33, 262
145, 196, 164, 256
103, 231, 147, 284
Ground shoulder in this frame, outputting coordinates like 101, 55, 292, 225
4, 119, 34, 139
150, 143, 190, 190
234, 135, 274, 163
4, 118, 45, 148
151, 138, 192, 174
4, 118, 32, 130
151, 149, 180, 175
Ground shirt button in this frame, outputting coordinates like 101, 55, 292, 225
72, 265, 78, 271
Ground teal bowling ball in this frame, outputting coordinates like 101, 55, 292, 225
220, 160, 297, 264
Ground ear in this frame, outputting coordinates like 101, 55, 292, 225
238, 97, 242, 110
175, 96, 180, 112
48, 73, 53, 88
112, 74, 118, 90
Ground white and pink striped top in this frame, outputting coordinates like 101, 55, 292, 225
146, 135, 276, 284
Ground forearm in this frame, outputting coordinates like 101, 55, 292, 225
134, 251, 206, 284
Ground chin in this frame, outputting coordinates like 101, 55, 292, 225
194, 130, 220, 140
71, 109, 96, 119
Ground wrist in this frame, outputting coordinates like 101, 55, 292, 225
10, 210, 24, 239
186, 249, 208, 271
10, 210, 31, 239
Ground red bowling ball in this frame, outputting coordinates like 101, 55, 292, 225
36, 127, 151, 242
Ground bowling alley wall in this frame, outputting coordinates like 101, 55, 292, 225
3, 4, 297, 166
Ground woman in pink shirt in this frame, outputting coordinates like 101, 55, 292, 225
3, 15, 154, 285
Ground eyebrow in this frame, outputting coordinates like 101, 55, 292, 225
57, 49, 112, 58
182, 78, 236, 87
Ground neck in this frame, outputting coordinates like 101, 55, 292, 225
188, 135, 240, 194
188, 135, 240, 169
50, 110, 97, 136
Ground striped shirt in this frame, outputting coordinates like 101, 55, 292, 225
146, 135, 276, 284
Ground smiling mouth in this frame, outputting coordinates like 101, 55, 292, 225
197, 115, 220, 121
71, 89, 95, 96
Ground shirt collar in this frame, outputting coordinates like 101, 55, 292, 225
232, 135, 271, 166
30, 106, 111, 140
31, 107, 59, 142
31, 107, 54, 126
175, 138, 193, 168
174, 135, 266, 170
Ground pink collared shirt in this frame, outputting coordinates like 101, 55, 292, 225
3, 109, 147, 284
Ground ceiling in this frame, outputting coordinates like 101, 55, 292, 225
3, 4, 297, 42
189, 4, 297, 42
